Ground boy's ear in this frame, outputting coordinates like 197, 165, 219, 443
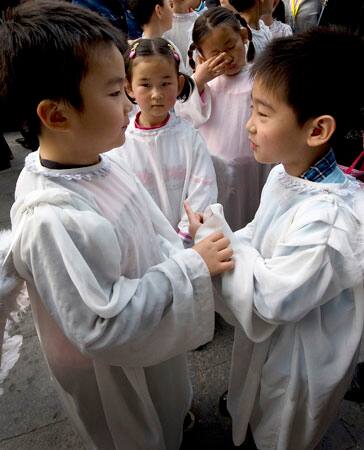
36, 99, 69, 131
155, 3, 164, 19
306, 115, 336, 147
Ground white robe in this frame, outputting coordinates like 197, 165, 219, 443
110, 113, 217, 244
196, 165, 364, 450
250, 21, 274, 56
267, 19, 293, 38
7, 151, 215, 450
164, 11, 199, 76
175, 67, 272, 231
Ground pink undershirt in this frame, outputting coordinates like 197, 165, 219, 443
134, 112, 171, 130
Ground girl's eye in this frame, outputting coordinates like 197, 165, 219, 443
162, 82, 172, 86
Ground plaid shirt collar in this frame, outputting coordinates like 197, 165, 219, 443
300, 149, 337, 182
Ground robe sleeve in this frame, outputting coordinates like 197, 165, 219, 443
227, 197, 363, 330
197, 197, 364, 341
14, 203, 214, 367
177, 131, 217, 244
174, 78, 212, 127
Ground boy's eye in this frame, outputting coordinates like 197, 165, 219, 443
110, 90, 121, 97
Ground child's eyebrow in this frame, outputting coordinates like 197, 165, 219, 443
105, 76, 125, 86
137, 75, 173, 81
255, 97, 275, 111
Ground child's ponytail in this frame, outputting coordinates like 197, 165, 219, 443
234, 13, 255, 62
188, 42, 197, 72
177, 73, 195, 102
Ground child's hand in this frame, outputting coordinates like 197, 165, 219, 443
193, 232, 234, 276
194, 53, 232, 94
184, 201, 203, 239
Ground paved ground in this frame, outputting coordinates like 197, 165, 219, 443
1, 132, 364, 449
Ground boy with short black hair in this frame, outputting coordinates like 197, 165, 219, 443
127, 0, 189, 72
190, 27, 364, 449
0, 2, 233, 449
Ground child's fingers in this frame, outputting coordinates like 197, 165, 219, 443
213, 235, 231, 251
217, 259, 235, 273
211, 52, 229, 65
218, 247, 234, 261
207, 231, 225, 242
184, 200, 195, 223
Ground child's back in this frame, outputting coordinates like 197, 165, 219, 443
164, 1, 200, 72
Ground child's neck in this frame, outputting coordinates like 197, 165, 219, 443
262, 13, 273, 27
173, 2, 191, 14
240, 9, 261, 30
38, 134, 100, 166
136, 111, 170, 129
143, 20, 167, 39
283, 147, 332, 178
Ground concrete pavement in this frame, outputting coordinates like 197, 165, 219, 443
1, 132, 364, 449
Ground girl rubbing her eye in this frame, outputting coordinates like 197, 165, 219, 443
176, 7, 272, 231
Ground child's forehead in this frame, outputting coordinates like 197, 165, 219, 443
132, 54, 174, 71
200, 24, 240, 48
253, 77, 288, 106
84, 43, 126, 81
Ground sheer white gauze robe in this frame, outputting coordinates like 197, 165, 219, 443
196, 165, 364, 450
163, 11, 199, 76
111, 113, 217, 245
175, 66, 273, 231
7, 151, 215, 450
250, 21, 274, 56
267, 19, 293, 38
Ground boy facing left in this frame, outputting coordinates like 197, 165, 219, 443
0, 2, 233, 449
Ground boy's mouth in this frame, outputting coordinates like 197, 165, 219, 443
249, 140, 257, 151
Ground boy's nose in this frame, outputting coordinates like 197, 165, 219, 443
246, 117, 256, 133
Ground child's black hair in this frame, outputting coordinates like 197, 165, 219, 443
251, 27, 364, 155
0, 0, 128, 136
229, 0, 256, 13
187, 6, 255, 71
125, 37, 194, 103
127, 0, 164, 27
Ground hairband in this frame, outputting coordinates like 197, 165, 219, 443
167, 43, 180, 62
129, 41, 139, 59
128, 40, 180, 62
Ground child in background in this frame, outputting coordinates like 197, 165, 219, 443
228, 0, 274, 55
111, 38, 217, 246
0, 2, 234, 449
262, 0, 292, 37
190, 27, 364, 449
176, 7, 271, 231
164, 0, 200, 73
127, 0, 188, 73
